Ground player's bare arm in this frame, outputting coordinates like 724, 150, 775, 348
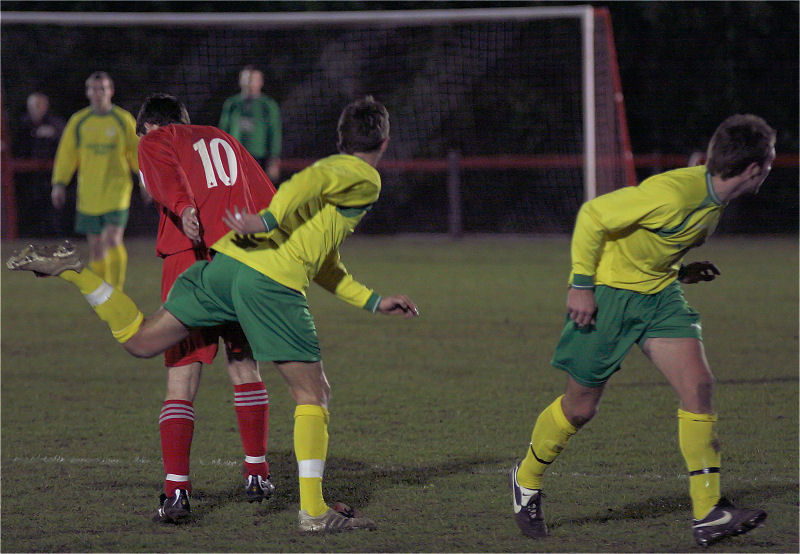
678, 261, 721, 284
566, 287, 596, 328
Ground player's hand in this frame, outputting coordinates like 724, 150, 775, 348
567, 287, 596, 328
223, 206, 267, 235
679, 261, 720, 284
182, 206, 201, 242
377, 295, 420, 318
51, 185, 66, 209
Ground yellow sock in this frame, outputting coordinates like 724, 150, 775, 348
294, 404, 329, 517
518, 395, 578, 490
104, 243, 128, 290
89, 259, 106, 282
59, 268, 143, 343
678, 409, 721, 519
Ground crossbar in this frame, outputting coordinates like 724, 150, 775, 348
1, 6, 592, 27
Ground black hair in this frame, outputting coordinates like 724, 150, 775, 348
136, 93, 190, 136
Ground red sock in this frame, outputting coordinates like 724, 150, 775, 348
159, 400, 194, 496
234, 382, 270, 478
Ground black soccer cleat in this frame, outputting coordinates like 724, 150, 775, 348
152, 489, 191, 524
245, 474, 275, 503
692, 497, 766, 547
509, 461, 548, 538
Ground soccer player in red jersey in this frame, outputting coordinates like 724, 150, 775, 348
135, 93, 277, 523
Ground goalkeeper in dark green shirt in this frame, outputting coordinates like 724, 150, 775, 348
510, 114, 776, 547
219, 66, 282, 182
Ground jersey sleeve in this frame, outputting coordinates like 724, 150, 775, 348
51, 115, 79, 187
571, 183, 679, 287
266, 97, 282, 159
124, 112, 140, 173
138, 133, 194, 219
218, 98, 232, 132
313, 249, 381, 311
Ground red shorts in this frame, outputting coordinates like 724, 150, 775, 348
161, 249, 248, 367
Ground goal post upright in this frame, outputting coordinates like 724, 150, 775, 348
581, 7, 597, 202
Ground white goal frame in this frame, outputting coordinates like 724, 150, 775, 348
3, 5, 604, 200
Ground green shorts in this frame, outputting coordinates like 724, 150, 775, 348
164, 253, 320, 362
551, 281, 702, 387
75, 209, 129, 235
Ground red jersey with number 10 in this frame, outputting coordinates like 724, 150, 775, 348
138, 124, 276, 257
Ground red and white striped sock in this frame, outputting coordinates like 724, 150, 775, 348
159, 399, 194, 496
234, 382, 270, 478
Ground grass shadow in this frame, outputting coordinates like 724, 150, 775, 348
188, 450, 506, 521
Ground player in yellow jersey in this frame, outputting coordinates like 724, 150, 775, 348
51, 72, 140, 289
8, 96, 419, 533
509, 114, 776, 547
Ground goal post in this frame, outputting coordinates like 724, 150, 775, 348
2, 6, 635, 236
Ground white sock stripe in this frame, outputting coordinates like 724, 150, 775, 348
235, 399, 269, 407
83, 282, 114, 307
245, 455, 266, 464
165, 473, 190, 482
298, 459, 325, 478
160, 407, 195, 417
159, 413, 195, 424
235, 391, 268, 399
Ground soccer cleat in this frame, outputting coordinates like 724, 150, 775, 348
298, 502, 377, 533
245, 474, 275, 503
152, 489, 191, 524
6, 241, 83, 276
509, 462, 548, 539
692, 497, 766, 547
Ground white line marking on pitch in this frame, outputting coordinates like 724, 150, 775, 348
6, 456, 790, 483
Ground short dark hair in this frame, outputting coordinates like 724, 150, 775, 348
86, 71, 113, 86
336, 96, 389, 154
136, 93, 191, 136
706, 114, 776, 178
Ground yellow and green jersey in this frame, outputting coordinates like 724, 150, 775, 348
52, 105, 139, 215
570, 165, 724, 294
212, 154, 381, 310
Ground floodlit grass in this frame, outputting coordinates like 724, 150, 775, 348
1, 235, 797, 552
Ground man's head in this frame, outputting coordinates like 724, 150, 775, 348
336, 96, 390, 155
135, 93, 191, 136
706, 114, 776, 193
85, 71, 114, 112
239, 65, 264, 98
26, 93, 49, 123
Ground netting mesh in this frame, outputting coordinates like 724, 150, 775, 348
2, 10, 631, 235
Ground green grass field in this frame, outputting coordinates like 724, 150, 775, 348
1, 235, 797, 553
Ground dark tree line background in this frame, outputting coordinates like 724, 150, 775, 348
2, 1, 797, 234
5, 1, 796, 156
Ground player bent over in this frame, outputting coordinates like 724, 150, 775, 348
136, 94, 278, 523
9, 96, 419, 533
509, 114, 775, 547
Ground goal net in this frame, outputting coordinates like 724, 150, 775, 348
2, 6, 634, 235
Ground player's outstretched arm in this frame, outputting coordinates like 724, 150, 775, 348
678, 261, 721, 284
377, 295, 420, 318
223, 206, 267, 235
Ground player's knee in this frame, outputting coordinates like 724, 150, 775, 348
570, 406, 597, 427
123, 336, 159, 359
